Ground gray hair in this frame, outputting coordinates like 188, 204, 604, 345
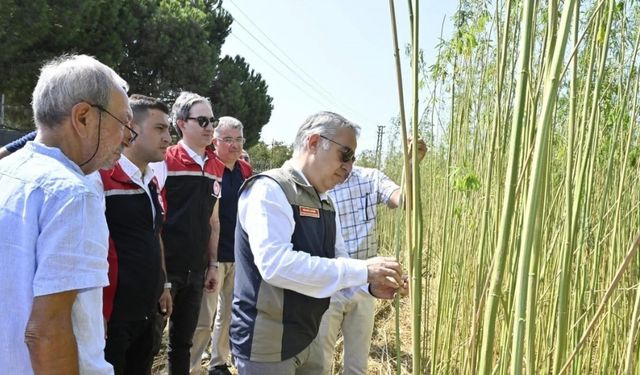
292, 111, 360, 155
214, 116, 243, 137
32, 54, 129, 128
171, 91, 213, 137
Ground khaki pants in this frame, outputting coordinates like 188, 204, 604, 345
189, 262, 235, 374
309, 288, 376, 375
208, 263, 235, 369
235, 343, 324, 375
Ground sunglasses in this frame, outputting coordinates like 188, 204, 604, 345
319, 135, 355, 163
186, 116, 219, 128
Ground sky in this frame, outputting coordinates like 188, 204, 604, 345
220, 1, 457, 153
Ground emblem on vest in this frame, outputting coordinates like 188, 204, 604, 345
299, 206, 320, 218
213, 180, 221, 197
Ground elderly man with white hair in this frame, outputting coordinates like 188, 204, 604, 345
0, 54, 133, 374
229, 111, 408, 375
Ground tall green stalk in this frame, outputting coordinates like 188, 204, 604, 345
467, 1, 512, 372
409, 1, 424, 373
553, 1, 614, 372
386, 1, 408, 373
510, 2, 576, 373
477, 0, 536, 372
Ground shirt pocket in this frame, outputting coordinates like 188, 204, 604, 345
361, 193, 375, 222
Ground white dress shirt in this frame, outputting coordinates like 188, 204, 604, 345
237, 165, 369, 298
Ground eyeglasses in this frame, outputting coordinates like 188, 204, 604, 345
319, 135, 355, 163
216, 137, 246, 145
89, 104, 138, 143
187, 116, 219, 128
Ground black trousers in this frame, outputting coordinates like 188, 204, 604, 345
105, 316, 157, 375
161, 270, 205, 375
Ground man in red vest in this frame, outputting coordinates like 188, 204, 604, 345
97, 94, 173, 375
151, 92, 224, 375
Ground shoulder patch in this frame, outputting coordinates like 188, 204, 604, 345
213, 179, 221, 197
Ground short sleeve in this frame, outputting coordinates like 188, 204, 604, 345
33, 192, 109, 296
375, 170, 400, 205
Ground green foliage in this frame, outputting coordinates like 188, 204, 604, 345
0, 0, 129, 126
450, 165, 481, 193
247, 140, 292, 173
209, 55, 273, 148
0, 0, 272, 137
355, 150, 378, 168
116, 0, 231, 99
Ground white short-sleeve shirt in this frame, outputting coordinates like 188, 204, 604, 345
0, 142, 112, 375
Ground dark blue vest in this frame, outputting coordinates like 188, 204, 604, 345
230, 165, 336, 362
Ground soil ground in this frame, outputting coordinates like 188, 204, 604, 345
151, 297, 416, 374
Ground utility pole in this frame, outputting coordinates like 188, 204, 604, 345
0, 94, 4, 126
374, 125, 384, 169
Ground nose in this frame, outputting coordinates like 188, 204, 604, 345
162, 129, 172, 143
341, 160, 354, 173
118, 126, 128, 145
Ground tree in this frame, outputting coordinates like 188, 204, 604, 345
117, 0, 232, 99
0, 0, 272, 137
209, 55, 273, 148
0, 0, 130, 127
247, 140, 292, 172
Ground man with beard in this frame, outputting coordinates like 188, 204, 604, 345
96, 94, 174, 374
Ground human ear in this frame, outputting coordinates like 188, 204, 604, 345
307, 133, 321, 153
69, 102, 94, 138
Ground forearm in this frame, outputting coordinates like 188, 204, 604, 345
159, 236, 168, 280
208, 212, 220, 264
25, 293, 79, 375
26, 327, 79, 375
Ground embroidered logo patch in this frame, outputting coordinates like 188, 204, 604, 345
213, 180, 221, 197
299, 206, 320, 218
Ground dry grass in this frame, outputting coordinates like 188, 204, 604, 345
151, 297, 416, 375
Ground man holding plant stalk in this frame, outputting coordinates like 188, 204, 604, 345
317, 138, 426, 374
230, 111, 409, 375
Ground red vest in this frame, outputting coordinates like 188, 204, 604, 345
162, 144, 224, 275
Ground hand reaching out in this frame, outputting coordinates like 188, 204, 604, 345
369, 274, 409, 299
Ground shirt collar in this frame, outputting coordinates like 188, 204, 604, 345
29, 141, 85, 176
118, 154, 154, 186
178, 140, 207, 163
284, 160, 328, 201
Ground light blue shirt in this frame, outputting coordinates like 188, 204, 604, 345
0, 142, 112, 375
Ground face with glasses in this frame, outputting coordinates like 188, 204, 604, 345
78, 87, 132, 171
178, 101, 216, 150
308, 127, 357, 193
213, 126, 245, 165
